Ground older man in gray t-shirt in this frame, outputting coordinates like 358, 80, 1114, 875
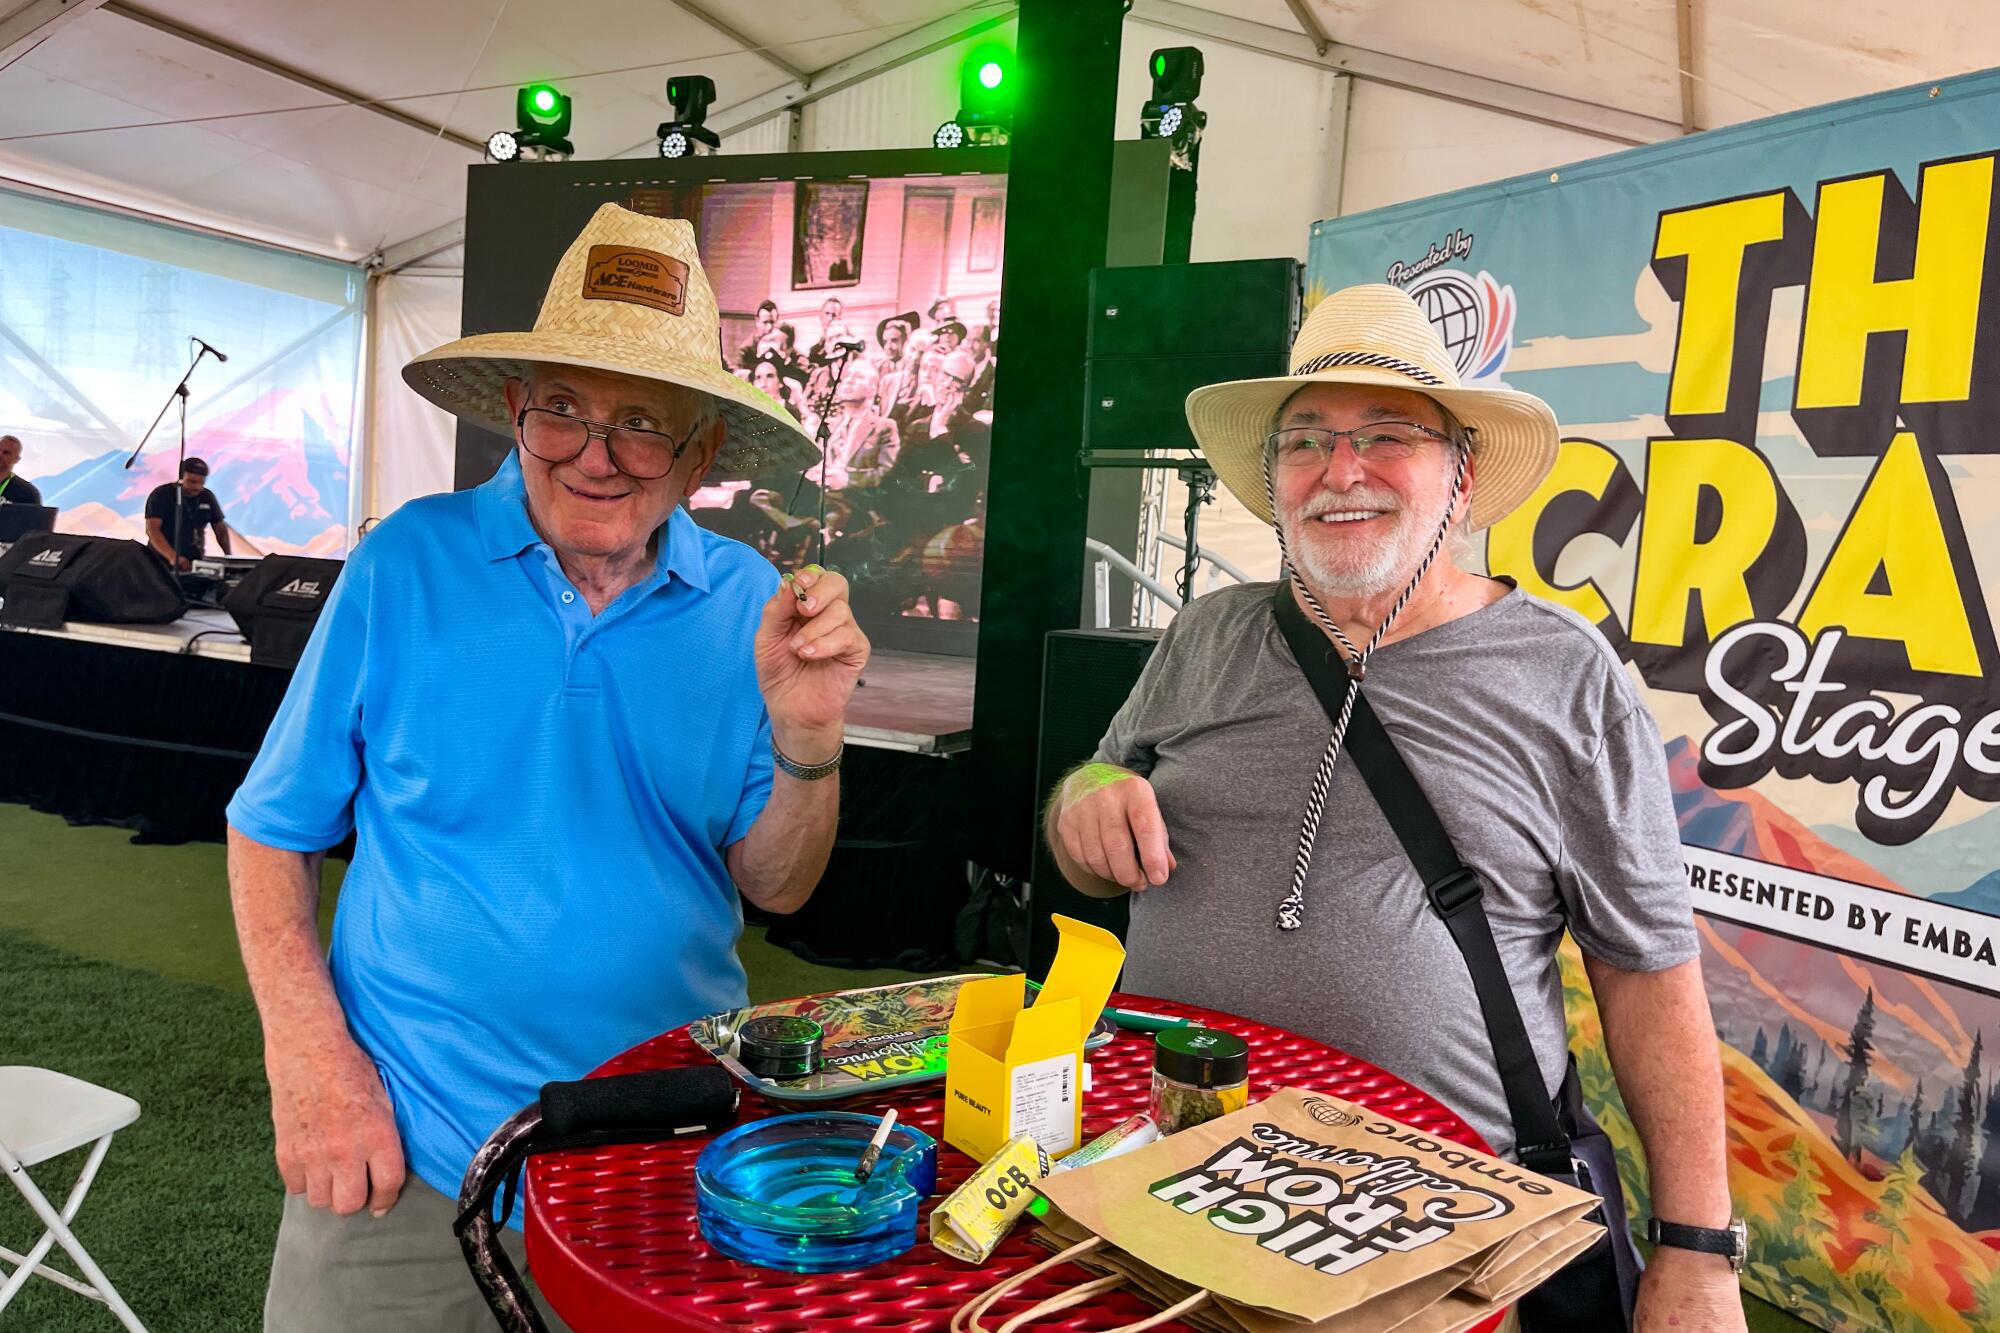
1092, 578, 1695, 1158
1046, 287, 1746, 1331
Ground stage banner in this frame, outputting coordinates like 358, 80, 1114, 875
1307, 72, 2000, 1331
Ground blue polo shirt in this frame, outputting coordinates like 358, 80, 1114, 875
228, 454, 777, 1207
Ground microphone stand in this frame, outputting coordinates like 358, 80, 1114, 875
126, 341, 218, 576
789, 348, 858, 566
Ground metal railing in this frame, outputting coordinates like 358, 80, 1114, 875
1084, 536, 1255, 628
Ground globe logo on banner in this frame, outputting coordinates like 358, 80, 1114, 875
1408, 269, 1516, 382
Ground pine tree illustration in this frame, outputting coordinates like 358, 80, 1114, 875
1969, 1066, 2000, 1230
1903, 1078, 1925, 1162
1835, 989, 1876, 1163
1943, 1031, 1983, 1222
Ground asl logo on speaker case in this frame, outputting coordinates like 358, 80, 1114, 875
25, 547, 66, 576
272, 578, 326, 605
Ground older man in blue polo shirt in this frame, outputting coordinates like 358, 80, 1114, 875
226, 205, 866, 1331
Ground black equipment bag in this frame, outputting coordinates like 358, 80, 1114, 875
0, 534, 183, 628
224, 555, 344, 668
1272, 583, 1640, 1330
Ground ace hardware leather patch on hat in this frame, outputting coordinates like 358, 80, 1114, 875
583, 245, 689, 315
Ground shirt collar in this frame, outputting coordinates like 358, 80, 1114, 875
476, 451, 712, 594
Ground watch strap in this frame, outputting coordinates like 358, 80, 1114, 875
1647, 1217, 1745, 1271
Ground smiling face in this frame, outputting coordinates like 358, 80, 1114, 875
882, 323, 908, 358
1270, 383, 1468, 600
502, 366, 722, 564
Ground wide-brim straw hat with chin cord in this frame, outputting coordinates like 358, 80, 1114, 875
1185, 283, 1560, 532
404, 203, 817, 483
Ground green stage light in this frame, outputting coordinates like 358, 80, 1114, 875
954, 43, 1014, 140
491, 82, 574, 160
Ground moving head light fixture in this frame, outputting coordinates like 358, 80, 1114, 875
659, 74, 720, 158
1138, 47, 1205, 166
488, 82, 574, 162
935, 44, 1013, 148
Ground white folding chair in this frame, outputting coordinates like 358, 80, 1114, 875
0, 1066, 148, 1330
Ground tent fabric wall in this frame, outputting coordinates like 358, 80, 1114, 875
365, 272, 460, 522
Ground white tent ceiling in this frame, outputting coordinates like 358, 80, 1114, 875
2, 0, 1998, 265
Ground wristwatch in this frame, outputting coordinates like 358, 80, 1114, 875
1646, 1216, 1747, 1273
773, 741, 843, 781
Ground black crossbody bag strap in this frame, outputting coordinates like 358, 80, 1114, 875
1271, 583, 1570, 1171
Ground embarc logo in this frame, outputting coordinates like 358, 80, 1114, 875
1300, 1097, 1363, 1128
277, 579, 322, 598
1406, 268, 1516, 383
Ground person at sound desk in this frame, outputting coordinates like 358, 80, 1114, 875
0, 434, 44, 507
144, 456, 245, 569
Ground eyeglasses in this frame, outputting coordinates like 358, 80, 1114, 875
516, 407, 691, 481
1265, 421, 1453, 468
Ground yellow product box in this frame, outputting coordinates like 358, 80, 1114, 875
942, 914, 1123, 1164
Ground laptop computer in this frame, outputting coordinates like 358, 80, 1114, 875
0, 504, 57, 543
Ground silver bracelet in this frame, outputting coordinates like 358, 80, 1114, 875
774, 741, 843, 781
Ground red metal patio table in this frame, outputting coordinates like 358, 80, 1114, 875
525, 993, 1509, 1333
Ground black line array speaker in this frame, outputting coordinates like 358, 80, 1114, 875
1027, 625, 1163, 979
1083, 258, 1302, 452
0, 534, 183, 628
225, 556, 344, 669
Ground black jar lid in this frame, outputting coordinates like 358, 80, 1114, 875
738, 1015, 824, 1071
1153, 1026, 1249, 1088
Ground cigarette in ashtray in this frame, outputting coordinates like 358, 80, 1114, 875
854, 1108, 898, 1184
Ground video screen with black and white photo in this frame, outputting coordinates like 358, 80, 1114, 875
672, 173, 1005, 635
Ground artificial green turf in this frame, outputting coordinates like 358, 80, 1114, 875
0, 803, 1817, 1332
0, 930, 277, 1332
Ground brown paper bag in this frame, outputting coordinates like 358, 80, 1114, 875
1027, 1088, 1602, 1328
1024, 1209, 1536, 1333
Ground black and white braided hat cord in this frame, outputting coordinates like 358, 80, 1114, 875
1266, 449, 1468, 931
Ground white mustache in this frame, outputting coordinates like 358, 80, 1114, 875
1297, 489, 1401, 519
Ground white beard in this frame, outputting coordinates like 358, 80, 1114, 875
1277, 464, 1458, 600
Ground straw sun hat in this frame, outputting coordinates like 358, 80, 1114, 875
1185, 283, 1559, 531
403, 203, 817, 482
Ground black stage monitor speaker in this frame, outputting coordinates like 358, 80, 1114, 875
1027, 626, 1163, 979
1086, 258, 1301, 360
1085, 351, 1291, 452
1082, 258, 1302, 453
225, 556, 344, 668
0, 534, 183, 628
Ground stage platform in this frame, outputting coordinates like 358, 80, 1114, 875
0, 606, 977, 843
1, 610, 974, 756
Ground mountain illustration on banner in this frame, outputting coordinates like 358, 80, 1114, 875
36, 387, 349, 554
1667, 738, 2000, 1215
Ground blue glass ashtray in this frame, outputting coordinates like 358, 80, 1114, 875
694, 1112, 939, 1273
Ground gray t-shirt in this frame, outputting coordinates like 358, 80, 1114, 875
1094, 580, 1698, 1158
